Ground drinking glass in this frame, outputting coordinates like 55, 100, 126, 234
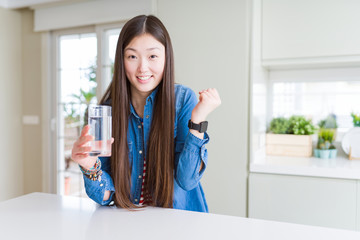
88, 105, 112, 156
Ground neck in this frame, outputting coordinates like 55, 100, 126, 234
131, 91, 149, 119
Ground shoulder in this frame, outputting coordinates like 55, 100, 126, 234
175, 84, 197, 106
174, 84, 198, 117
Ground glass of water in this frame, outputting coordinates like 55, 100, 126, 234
88, 105, 112, 156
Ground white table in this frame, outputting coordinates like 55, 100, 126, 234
1, 193, 360, 240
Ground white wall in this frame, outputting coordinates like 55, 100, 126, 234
157, 0, 250, 216
262, 0, 360, 60
0, 7, 23, 201
21, 9, 42, 195
33, 0, 153, 31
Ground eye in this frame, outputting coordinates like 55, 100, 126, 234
127, 55, 137, 59
150, 55, 158, 59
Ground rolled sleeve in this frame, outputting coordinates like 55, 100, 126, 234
174, 85, 211, 191
183, 131, 210, 167
176, 131, 210, 191
83, 170, 115, 205
83, 156, 115, 206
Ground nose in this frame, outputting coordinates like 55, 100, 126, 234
138, 58, 149, 73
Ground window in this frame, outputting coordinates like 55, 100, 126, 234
53, 24, 123, 197
271, 81, 360, 133
58, 32, 98, 197
251, 67, 360, 162
268, 68, 360, 138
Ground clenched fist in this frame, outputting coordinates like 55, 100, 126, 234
191, 88, 221, 123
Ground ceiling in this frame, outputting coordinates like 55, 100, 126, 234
0, 0, 88, 9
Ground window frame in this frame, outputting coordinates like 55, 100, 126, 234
49, 22, 125, 195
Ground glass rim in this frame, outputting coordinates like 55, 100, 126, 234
88, 104, 112, 109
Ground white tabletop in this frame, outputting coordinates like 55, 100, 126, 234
1, 192, 360, 240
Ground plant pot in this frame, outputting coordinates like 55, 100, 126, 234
266, 133, 313, 157
315, 149, 337, 159
318, 150, 330, 159
314, 149, 320, 158
329, 149, 337, 159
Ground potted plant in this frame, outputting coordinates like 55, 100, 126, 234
318, 114, 338, 129
266, 115, 316, 157
318, 114, 338, 140
314, 128, 337, 159
351, 113, 360, 127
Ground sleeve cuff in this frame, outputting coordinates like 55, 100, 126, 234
186, 131, 210, 148
184, 131, 209, 166
83, 170, 115, 205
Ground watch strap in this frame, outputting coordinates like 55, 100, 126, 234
188, 120, 208, 133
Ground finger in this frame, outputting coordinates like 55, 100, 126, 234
80, 125, 91, 137
111, 138, 114, 144
199, 91, 221, 106
78, 146, 92, 153
75, 153, 89, 157
203, 88, 220, 100
71, 146, 91, 157
204, 88, 217, 96
77, 135, 94, 147
71, 153, 89, 161
199, 91, 211, 99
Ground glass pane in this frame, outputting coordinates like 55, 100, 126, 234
60, 69, 81, 103
60, 35, 81, 69
60, 170, 86, 197
272, 81, 360, 131
58, 32, 97, 197
79, 33, 97, 69
107, 28, 121, 64
102, 28, 121, 93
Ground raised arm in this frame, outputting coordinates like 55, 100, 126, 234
174, 87, 221, 191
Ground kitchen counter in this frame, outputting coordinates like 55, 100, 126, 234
250, 148, 360, 180
1, 192, 360, 239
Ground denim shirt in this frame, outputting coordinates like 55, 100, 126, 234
83, 84, 210, 212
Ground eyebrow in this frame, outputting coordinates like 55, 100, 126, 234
125, 47, 161, 52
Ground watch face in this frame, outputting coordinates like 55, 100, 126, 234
199, 121, 208, 133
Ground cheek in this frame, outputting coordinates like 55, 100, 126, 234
124, 61, 131, 73
124, 61, 136, 78
154, 60, 165, 76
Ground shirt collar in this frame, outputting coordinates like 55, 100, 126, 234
146, 87, 158, 103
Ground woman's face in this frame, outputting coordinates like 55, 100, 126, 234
124, 33, 165, 99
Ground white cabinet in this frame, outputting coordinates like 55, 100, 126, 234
261, 0, 360, 64
357, 181, 360, 231
248, 173, 358, 230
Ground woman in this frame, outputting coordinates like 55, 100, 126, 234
71, 15, 221, 212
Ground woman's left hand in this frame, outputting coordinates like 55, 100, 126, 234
191, 88, 221, 123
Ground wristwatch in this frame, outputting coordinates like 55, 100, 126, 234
188, 120, 208, 133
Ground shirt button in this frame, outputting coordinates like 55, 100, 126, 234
138, 175, 142, 179
135, 199, 138, 202
146, 115, 149, 119
138, 125, 141, 128
139, 150, 143, 154
100, 184, 104, 187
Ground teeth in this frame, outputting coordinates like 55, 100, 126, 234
138, 76, 151, 80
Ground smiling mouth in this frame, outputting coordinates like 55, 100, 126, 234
137, 75, 152, 82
